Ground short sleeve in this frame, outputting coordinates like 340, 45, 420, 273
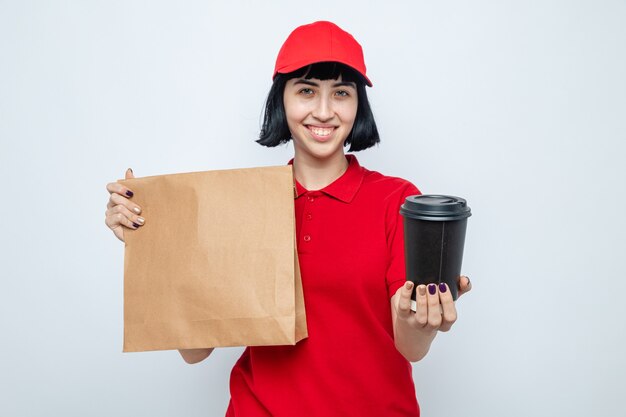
385, 180, 421, 298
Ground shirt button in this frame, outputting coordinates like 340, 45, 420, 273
306, 213, 313, 220
308, 196, 315, 202
303, 235, 311, 242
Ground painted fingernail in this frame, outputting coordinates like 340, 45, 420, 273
132, 222, 140, 228
439, 283, 447, 293
136, 217, 145, 224
128, 168, 133, 174
405, 281, 414, 290
133, 207, 141, 214
126, 190, 134, 197
418, 286, 427, 296
466, 276, 471, 286
428, 284, 437, 295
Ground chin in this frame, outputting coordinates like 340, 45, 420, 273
305, 143, 346, 160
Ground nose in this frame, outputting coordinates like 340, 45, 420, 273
311, 95, 334, 122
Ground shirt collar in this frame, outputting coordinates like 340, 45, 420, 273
288, 154, 365, 203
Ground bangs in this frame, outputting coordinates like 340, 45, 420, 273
290, 62, 364, 85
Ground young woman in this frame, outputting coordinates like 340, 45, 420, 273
105, 21, 471, 417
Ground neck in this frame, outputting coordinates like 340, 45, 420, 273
293, 152, 349, 191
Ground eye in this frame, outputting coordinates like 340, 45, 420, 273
298, 88, 314, 95
335, 90, 350, 97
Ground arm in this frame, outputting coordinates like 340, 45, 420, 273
391, 277, 471, 362
178, 348, 214, 364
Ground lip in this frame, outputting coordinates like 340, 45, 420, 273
306, 125, 336, 142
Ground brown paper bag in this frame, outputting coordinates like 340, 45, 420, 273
118, 165, 307, 352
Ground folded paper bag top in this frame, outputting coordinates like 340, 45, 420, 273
118, 165, 307, 352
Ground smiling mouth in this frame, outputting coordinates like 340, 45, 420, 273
307, 126, 335, 137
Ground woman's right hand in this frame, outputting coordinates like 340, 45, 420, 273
105, 168, 145, 242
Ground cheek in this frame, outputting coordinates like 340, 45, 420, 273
284, 97, 308, 125
285, 109, 303, 136
283, 105, 305, 140
339, 101, 358, 125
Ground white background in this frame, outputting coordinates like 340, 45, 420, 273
1, 1, 625, 416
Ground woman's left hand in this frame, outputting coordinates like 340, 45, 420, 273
457, 275, 472, 299
393, 275, 472, 334
391, 275, 471, 361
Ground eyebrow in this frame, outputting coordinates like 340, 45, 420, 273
293, 79, 357, 88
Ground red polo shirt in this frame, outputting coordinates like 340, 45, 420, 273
226, 155, 421, 417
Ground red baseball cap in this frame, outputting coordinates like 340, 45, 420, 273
273, 21, 373, 87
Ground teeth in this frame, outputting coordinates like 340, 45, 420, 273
310, 127, 333, 136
